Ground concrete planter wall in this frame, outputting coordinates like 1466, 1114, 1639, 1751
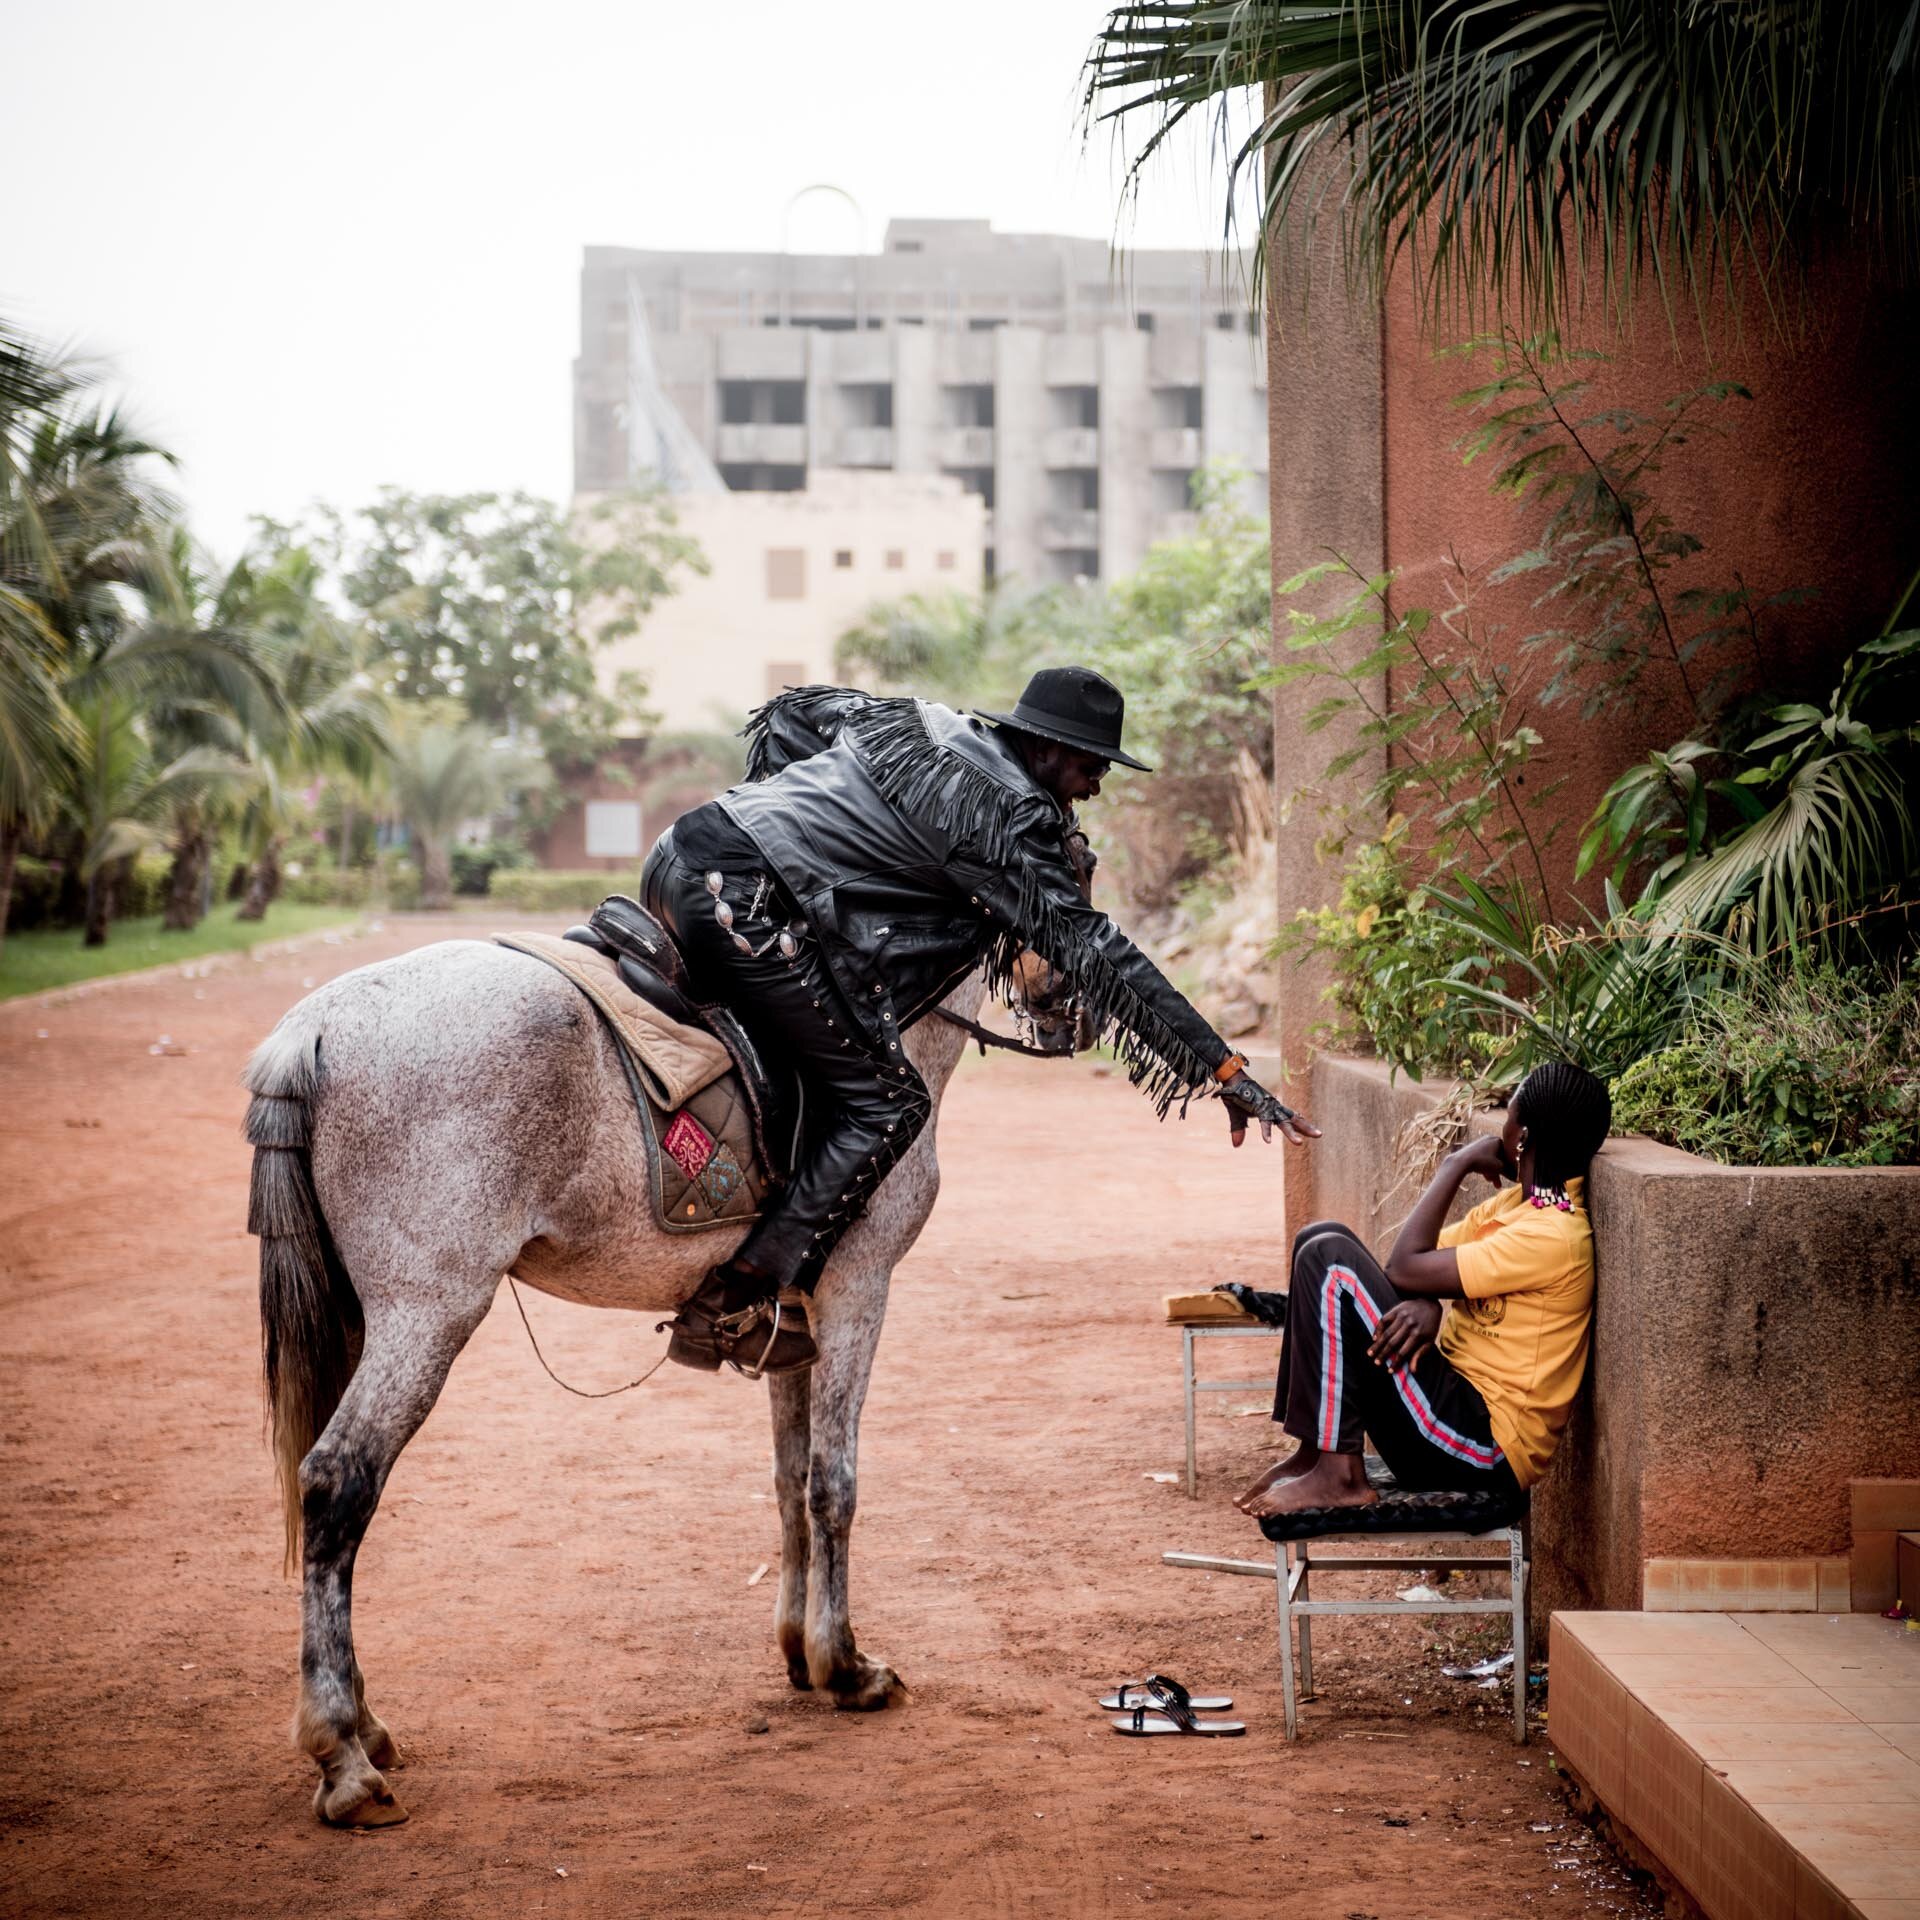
1306, 1053, 1920, 1635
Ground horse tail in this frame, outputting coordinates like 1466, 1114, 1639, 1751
245, 1012, 362, 1574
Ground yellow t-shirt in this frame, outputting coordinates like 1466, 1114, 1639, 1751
1435, 1178, 1593, 1489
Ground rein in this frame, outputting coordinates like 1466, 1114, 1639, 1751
506, 1277, 670, 1398
931, 1005, 1070, 1061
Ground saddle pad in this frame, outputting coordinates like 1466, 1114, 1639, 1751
651, 1065, 769, 1232
495, 932, 766, 1235
1257, 1486, 1526, 1543
495, 932, 731, 1109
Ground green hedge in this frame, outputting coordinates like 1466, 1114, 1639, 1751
452, 838, 532, 897
488, 869, 627, 913
5, 852, 172, 932
5, 857, 65, 932
273, 863, 622, 915
279, 863, 420, 911
281, 867, 376, 907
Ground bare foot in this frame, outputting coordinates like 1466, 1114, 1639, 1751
1232, 1444, 1318, 1511
1243, 1454, 1379, 1521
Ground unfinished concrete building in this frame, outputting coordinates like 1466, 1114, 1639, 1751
573, 219, 1267, 586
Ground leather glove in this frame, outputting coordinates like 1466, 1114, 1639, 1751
1219, 1071, 1322, 1148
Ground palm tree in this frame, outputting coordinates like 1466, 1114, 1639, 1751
1083, 1, 1920, 341
226, 542, 390, 922
0, 322, 82, 945
3, 327, 184, 939
384, 713, 544, 911
52, 689, 238, 945
0, 591, 71, 945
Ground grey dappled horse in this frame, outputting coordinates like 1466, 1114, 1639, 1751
246, 935, 1074, 1827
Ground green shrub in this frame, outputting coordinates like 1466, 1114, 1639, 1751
451, 837, 532, 897
1275, 823, 1493, 1079
281, 867, 376, 908
4, 852, 171, 930
118, 854, 173, 920
5, 857, 65, 932
385, 861, 421, 911
1611, 963, 1920, 1166
488, 869, 621, 914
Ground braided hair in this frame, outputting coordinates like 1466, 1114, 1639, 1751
1512, 1061, 1612, 1194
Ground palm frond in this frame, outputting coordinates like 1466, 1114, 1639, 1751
0, 586, 77, 826
1649, 749, 1915, 950
384, 718, 533, 841
72, 622, 286, 723
1085, 0, 1920, 340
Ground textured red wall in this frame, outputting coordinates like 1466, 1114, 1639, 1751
1377, 258, 1920, 910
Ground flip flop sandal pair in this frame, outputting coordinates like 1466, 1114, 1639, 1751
1101, 1673, 1246, 1737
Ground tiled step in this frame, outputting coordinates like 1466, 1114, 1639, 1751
1550, 1611, 1920, 1920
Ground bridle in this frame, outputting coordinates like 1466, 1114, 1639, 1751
931, 1004, 1068, 1060
933, 813, 1096, 1064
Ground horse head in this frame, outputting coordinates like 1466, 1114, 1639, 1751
1007, 819, 1099, 1056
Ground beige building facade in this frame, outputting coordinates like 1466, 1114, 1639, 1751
581, 469, 986, 737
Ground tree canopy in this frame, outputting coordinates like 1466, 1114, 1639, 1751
321, 487, 706, 765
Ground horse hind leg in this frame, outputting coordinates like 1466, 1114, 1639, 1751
768, 1371, 812, 1689
295, 1300, 485, 1826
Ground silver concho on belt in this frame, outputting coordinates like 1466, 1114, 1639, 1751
707, 869, 801, 959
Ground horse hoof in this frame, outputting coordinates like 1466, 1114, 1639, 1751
316, 1781, 410, 1828
361, 1727, 402, 1770
830, 1663, 908, 1713
785, 1658, 814, 1692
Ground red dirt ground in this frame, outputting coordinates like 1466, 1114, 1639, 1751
0, 913, 1656, 1918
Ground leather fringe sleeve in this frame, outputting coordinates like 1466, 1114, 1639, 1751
849, 697, 1218, 1118
741, 684, 872, 781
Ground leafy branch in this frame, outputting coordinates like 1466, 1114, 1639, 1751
1251, 549, 1560, 905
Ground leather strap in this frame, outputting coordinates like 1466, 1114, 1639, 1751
931, 1005, 1071, 1061
1215, 1052, 1249, 1084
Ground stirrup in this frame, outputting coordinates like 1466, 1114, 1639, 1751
713, 1294, 810, 1379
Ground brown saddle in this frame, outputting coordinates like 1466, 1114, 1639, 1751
493, 896, 803, 1237
564, 895, 804, 1189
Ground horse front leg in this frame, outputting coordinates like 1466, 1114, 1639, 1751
803, 1269, 907, 1711
768, 1369, 813, 1690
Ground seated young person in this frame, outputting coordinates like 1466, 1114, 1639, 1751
1236, 1062, 1611, 1520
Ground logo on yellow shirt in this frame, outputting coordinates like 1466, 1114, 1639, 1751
1465, 1293, 1508, 1327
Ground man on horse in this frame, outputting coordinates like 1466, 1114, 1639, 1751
642, 665, 1320, 1377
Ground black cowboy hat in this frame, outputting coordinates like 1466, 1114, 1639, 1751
975, 665, 1153, 772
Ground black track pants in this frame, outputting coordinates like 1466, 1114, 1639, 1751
643, 838, 932, 1292
1278, 1222, 1520, 1497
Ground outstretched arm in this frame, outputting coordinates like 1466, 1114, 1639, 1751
969, 807, 1318, 1144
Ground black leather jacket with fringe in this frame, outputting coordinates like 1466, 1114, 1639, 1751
715, 685, 1229, 1116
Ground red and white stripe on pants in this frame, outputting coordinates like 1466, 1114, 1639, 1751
1318, 1265, 1504, 1469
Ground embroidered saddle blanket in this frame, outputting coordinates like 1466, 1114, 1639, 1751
494, 931, 772, 1234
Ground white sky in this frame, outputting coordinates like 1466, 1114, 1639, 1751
8, 0, 1255, 563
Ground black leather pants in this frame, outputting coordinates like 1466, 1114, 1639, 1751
643, 838, 933, 1292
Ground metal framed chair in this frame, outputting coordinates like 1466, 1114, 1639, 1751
1165, 1523, 1530, 1742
